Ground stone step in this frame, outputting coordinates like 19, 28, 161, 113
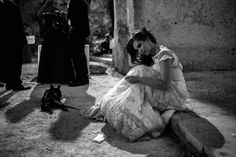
170, 110, 225, 157
102, 54, 112, 58
90, 56, 112, 66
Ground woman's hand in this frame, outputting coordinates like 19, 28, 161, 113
125, 76, 140, 84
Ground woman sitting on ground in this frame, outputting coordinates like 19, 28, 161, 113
83, 27, 188, 141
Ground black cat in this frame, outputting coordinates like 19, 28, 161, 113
40, 85, 68, 114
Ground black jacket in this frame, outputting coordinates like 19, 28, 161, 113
1, 0, 26, 46
68, 0, 90, 37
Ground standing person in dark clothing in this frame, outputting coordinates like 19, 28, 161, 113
0, 0, 30, 91
37, 0, 73, 84
67, 0, 91, 86
0, 0, 6, 87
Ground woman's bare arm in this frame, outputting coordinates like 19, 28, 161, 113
128, 54, 136, 68
125, 58, 172, 91
159, 57, 172, 90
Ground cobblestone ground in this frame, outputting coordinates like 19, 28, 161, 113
0, 61, 235, 157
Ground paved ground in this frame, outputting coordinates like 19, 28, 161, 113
182, 71, 236, 157
0, 60, 236, 157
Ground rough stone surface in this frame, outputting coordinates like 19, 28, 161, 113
113, 0, 130, 74
113, 0, 236, 73
171, 111, 225, 156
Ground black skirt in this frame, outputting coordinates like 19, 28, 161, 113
37, 27, 73, 84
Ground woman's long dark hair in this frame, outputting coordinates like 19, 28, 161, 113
126, 27, 156, 66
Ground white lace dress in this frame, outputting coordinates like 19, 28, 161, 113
84, 47, 188, 141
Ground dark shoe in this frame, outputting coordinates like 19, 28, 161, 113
5, 84, 13, 90
12, 85, 31, 91
68, 80, 89, 87
0, 82, 4, 87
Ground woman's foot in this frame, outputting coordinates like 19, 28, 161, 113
86, 104, 100, 117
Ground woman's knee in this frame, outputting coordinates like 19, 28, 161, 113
127, 65, 158, 77
133, 65, 150, 73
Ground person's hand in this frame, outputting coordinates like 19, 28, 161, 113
125, 76, 140, 84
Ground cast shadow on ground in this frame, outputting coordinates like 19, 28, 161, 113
0, 90, 14, 110
5, 87, 41, 123
100, 123, 188, 156
5, 99, 38, 123
185, 72, 236, 115
49, 85, 96, 142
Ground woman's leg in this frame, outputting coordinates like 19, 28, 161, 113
83, 65, 163, 140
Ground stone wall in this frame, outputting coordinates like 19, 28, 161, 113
113, 0, 236, 73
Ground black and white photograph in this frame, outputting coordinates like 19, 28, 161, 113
0, 0, 236, 156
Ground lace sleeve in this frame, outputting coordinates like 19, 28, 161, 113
158, 50, 174, 63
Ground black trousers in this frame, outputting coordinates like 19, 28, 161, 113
68, 28, 88, 82
5, 44, 24, 87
